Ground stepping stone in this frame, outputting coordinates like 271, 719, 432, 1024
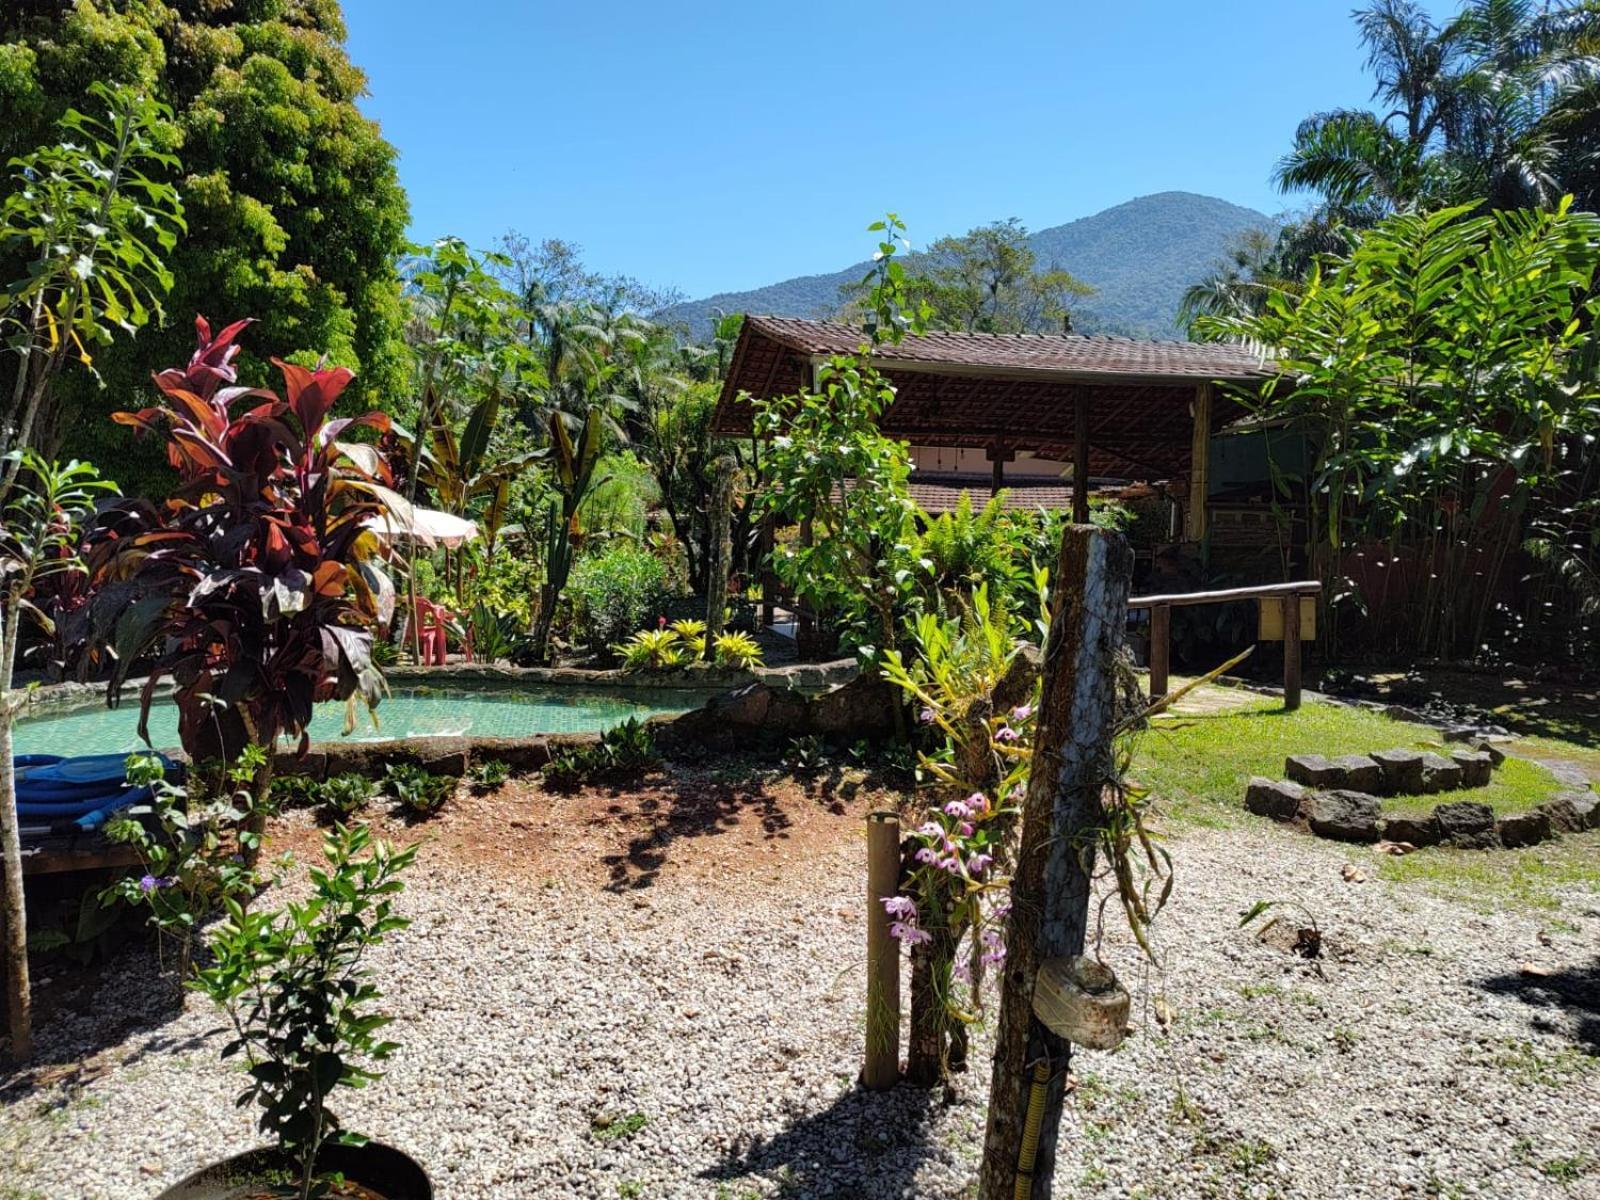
1308, 790, 1381, 843
1449, 749, 1494, 788
1538, 791, 1600, 833
1244, 777, 1307, 822
1285, 754, 1342, 788
1329, 754, 1383, 793
1432, 800, 1496, 849
1380, 813, 1440, 847
1418, 752, 1464, 794
1497, 809, 1552, 848
1370, 749, 1426, 795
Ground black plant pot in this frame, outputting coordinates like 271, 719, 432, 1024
155, 1142, 431, 1200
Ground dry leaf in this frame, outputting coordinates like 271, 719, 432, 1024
1153, 996, 1176, 1030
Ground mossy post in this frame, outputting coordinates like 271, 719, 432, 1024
704, 455, 737, 662
977, 524, 1132, 1200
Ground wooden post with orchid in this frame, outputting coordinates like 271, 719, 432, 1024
977, 523, 1133, 1200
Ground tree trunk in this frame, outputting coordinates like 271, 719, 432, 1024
0, 593, 31, 1061
704, 456, 736, 660
905, 926, 952, 1086
977, 524, 1133, 1200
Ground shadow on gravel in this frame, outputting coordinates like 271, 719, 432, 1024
596, 774, 793, 893
701, 1083, 947, 1199
1475, 957, 1600, 1052
0, 945, 201, 1099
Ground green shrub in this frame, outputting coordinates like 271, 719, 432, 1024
320, 772, 377, 819
468, 758, 510, 790
541, 718, 660, 790
383, 762, 453, 816
568, 543, 669, 656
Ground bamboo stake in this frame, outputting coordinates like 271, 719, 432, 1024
863, 810, 901, 1091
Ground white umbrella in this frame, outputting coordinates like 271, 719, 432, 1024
363, 506, 479, 549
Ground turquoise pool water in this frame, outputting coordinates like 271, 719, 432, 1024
13, 684, 712, 758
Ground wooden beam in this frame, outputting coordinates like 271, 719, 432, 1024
1073, 392, 1091, 525
1128, 580, 1323, 610
1186, 382, 1212, 542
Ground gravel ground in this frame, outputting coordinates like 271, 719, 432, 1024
2, 765, 1598, 1200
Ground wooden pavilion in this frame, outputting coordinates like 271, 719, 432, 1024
711, 315, 1275, 540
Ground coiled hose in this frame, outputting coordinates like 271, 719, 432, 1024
1013, 1057, 1052, 1200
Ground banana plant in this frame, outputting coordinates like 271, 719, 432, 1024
418, 390, 539, 569
529, 405, 607, 664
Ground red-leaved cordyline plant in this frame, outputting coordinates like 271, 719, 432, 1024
85, 316, 404, 781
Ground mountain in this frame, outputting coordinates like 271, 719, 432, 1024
658, 191, 1275, 341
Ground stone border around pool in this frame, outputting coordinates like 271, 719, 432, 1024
13, 658, 859, 722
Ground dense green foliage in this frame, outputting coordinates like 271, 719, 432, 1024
0, 82, 184, 488
0, 0, 410, 493
1199, 200, 1600, 663
566, 542, 670, 659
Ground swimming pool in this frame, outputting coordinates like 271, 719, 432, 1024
13, 683, 714, 758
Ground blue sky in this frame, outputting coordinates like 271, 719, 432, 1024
344, 0, 1456, 301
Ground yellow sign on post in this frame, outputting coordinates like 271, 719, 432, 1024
1258, 594, 1317, 641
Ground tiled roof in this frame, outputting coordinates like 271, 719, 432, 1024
743, 315, 1273, 383
908, 477, 1074, 514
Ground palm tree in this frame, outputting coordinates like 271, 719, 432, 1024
1277, 0, 1600, 217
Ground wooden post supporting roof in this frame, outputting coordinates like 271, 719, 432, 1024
1073, 393, 1091, 525
987, 443, 1013, 496
1185, 382, 1212, 542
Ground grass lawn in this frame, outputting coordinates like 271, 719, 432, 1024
1133, 692, 1600, 909
1133, 695, 1562, 823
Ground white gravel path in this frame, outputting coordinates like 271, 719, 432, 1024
3, 793, 1597, 1200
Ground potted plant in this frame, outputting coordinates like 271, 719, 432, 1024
158, 824, 429, 1200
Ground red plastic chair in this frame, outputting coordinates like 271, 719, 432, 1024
414, 597, 475, 664
414, 598, 448, 666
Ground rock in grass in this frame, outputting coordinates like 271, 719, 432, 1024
1380, 813, 1440, 847
1432, 800, 1497, 849
1329, 754, 1384, 794
1245, 777, 1308, 822
1370, 749, 1426, 796
1308, 791, 1382, 843
1449, 749, 1494, 788
1472, 739, 1507, 767
1418, 753, 1464, 794
1496, 809, 1553, 849
1286, 754, 1343, 788
1538, 791, 1600, 833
